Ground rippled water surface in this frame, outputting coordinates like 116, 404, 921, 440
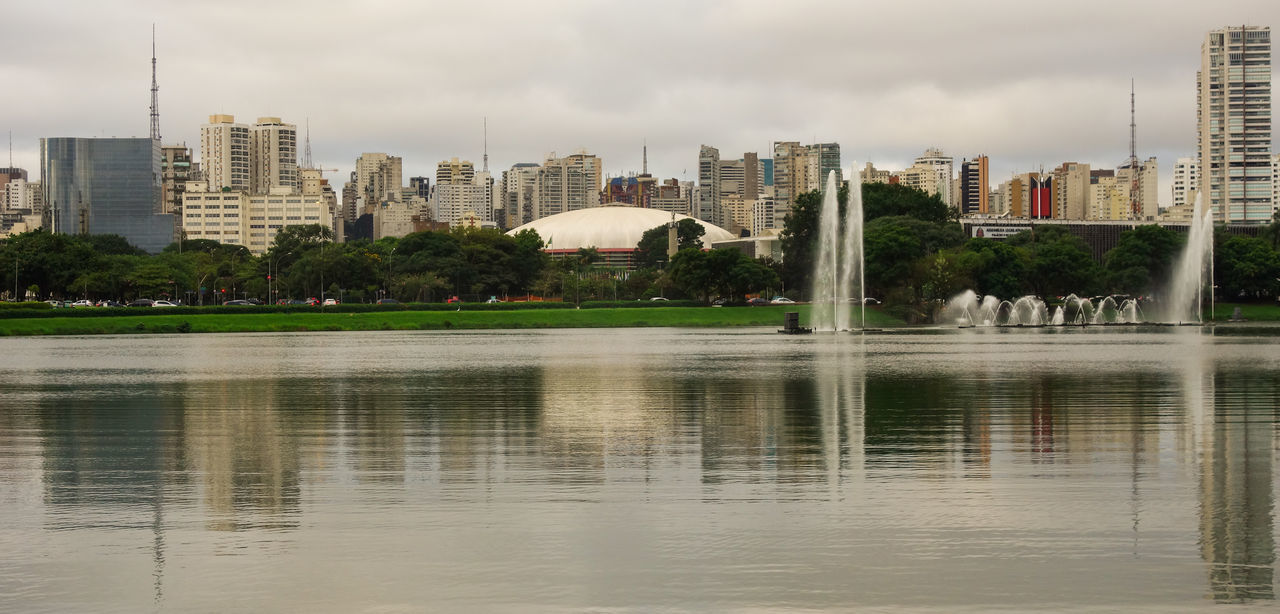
1, 326, 1278, 612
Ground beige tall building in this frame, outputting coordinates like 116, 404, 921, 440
501, 163, 540, 228
1052, 162, 1091, 220
772, 141, 841, 205
200, 115, 298, 196
532, 151, 601, 221
894, 149, 954, 203
859, 162, 892, 184
200, 115, 250, 191
250, 117, 297, 194
1198, 25, 1273, 222
353, 153, 403, 214
433, 158, 493, 226
1115, 157, 1159, 220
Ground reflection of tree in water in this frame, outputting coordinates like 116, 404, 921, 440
1200, 370, 1276, 603
861, 372, 1172, 467
37, 389, 189, 512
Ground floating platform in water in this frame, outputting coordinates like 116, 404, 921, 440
779, 312, 813, 334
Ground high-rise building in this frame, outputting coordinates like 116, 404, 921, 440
697, 145, 720, 223
772, 142, 841, 206
1198, 25, 1272, 222
650, 179, 694, 216
250, 117, 297, 194
0, 168, 30, 213
1052, 162, 1090, 220
859, 162, 892, 185
959, 155, 990, 215
41, 137, 174, 252
353, 152, 403, 214
501, 163, 539, 228
200, 114, 250, 191
1273, 153, 1280, 217
409, 176, 431, 200
433, 158, 493, 226
1172, 157, 1200, 210
532, 151, 601, 221
1115, 157, 1158, 219
894, 149, 954, 203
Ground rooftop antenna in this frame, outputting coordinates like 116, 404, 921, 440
643, 138, 648, 175
149, 24, 160, 142
1128, 78, 1141, 219
302, 118, 313, 170
482, 117, 489, 173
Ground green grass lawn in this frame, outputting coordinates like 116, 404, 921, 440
1209, 302, 1280, 321
0, 305, 903, 336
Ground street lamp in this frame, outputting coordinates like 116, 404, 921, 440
386, 246, 396, 301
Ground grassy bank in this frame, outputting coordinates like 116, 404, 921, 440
0, 305, 902, 336
1208, 302, 1280, 322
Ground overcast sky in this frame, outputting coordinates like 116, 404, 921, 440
3, 0, 1277, 206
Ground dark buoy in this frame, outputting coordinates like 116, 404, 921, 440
779, 311, 812, 334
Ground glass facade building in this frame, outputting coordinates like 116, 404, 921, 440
41, 137, 175, 253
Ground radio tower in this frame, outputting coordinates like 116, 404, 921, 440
301, 118, 313, 170
1128, 79, 1140, 219
149, 25, 160, 142
482, 117, 489, 173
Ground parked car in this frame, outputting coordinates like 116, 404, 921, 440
128, 299, 154, 307
224, 299, 251, 306
649, 296, 669, 302
376, 298, 400, 305
863, 297, 881, 305
771, 297, 796, 304
70, 299, 94, 307
97, 300, 124, 308
446, 296, 461, 304
322, 298, 339, 306
246, 298, 264, 305
748, 297, 770, 306
152, 300, 177, 307
306, 297, 320, 306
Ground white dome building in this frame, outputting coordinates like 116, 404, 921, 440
507, 206, 736, 268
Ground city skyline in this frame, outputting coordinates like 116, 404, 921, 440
2, 1, 1277, 206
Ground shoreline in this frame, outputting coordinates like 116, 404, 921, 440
0, 305, 904, 337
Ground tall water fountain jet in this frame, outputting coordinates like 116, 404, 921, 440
810, 169, 864, 331
1165, 193, 1215, 323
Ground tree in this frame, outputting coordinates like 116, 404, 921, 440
1006, 227, 1099, 298
1102, 225, 1183, 295
964, 238, 1029, 299
634, 219, 704, 269
861, 182, 952, 223
1215, 235, 1280, 299
780, 182, 956, 294
862, 216, 966, 300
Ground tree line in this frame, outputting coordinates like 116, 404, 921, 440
0, 220, 785, 304
780, 183, 1280, 321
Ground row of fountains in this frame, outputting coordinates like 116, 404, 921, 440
808, 167, 1216, 331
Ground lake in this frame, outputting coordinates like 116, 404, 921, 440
1, 326, 1277, 612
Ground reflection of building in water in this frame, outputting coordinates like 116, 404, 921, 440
338, 377, 407, 482
183, 380, 301, 531
1199, 373, 1275, 602
535, 363, 687, 484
